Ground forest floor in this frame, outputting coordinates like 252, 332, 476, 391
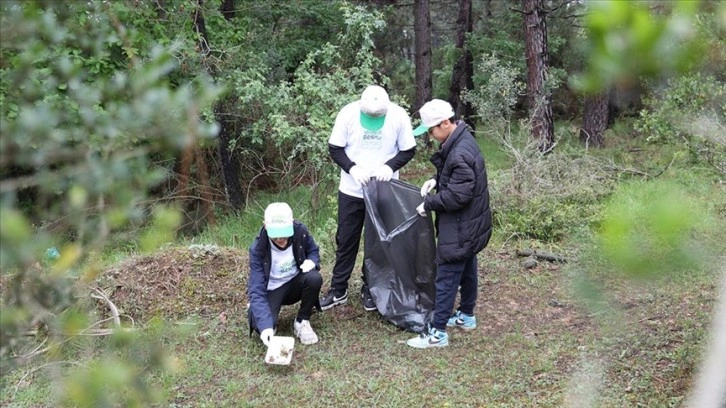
71, 242, 720, 407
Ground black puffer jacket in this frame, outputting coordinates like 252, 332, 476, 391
423, 121, 492, 263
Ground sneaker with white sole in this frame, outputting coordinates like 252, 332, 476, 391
293, 319, 318, 345
446, 310, 477, 330
361, 285, 376, 312
406, 326, 448, 349
320, 290, 348, 311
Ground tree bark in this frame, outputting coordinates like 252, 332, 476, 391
193, 0, 244, 210
522, 0, 555, 153
580, 89, 609, 148
448, 0, 475, 130
220, 0, 235, 21
413, 0, 432, 113
214, 102, 243, 210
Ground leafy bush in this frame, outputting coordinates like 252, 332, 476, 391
227, 4, 388, 216
463, 53, 526, 136
0, 1, 218, 405
490, 137, 616, 242
597, 179, 713, 280
635, 73, 726, 174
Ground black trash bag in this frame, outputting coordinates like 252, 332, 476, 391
362, 179, 436, 333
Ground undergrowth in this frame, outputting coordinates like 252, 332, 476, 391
2, 121, 725, 407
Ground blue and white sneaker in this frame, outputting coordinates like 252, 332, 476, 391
406, 327, 449, 349
446, 310, 477, 330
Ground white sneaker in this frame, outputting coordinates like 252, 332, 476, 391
293, 319, 319, 345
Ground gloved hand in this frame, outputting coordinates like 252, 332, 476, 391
349, 165, 370, 185
373, 165, 393, 182
420, 179, 436, 197
416, 202, 427, 217
300, 259, 315, 273
260, 328, 274, 347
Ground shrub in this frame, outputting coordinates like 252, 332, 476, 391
490, 137, 616, 242
634, 73, 726, 175
227, 4, 389, 217
463, 53, 525, 137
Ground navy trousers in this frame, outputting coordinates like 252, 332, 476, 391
431, 255, 478, 331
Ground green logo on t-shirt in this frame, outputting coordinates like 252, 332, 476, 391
362, 130, 382, 149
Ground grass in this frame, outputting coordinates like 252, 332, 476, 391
2, 124, 725, 407
3, 246, 720, 407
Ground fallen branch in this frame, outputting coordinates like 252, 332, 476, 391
516, 248, 567, 263
90, 286, 121, 327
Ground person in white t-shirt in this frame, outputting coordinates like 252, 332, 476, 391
320, 85, 417, 312
248, 202, 323, 346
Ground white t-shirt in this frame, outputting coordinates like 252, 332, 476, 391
329, 100, 416, 198
267, 240, 299, 291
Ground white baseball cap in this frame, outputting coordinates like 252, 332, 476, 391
264, 202, 294, 238
413, 99, 455, 136
359, 85, 389, 131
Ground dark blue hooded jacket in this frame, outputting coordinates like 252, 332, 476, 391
247, 220, 320, 332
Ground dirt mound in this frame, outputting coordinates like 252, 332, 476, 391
101, 245, 250, 321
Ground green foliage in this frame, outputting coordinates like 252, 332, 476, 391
463, 53, 526, 136
574, 0, 705, 93
597, 180, 712, 280
634, 73, 726, 174
0, 0, 218, 405
490, 135, 616, 242
228, 3, 388, 214
469, 2, 526, 83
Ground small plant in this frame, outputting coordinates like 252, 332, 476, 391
463, 53, 526, 138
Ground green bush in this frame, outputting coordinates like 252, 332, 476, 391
463, 53, 525, 137
634, 73, 726, 174
0, 1, 218, 405
227, 4, 388, 214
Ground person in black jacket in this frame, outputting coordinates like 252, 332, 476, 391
247, 202, 323, 346
406, 99, 492, 349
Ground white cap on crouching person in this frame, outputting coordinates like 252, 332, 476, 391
264, 202, 294, 238
413, 99, 455, 136
359, 85, 389, 131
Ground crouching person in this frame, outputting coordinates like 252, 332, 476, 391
248, 202, 323, 346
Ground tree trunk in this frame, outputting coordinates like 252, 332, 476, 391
522, 0, 555, 153
413, 0, 432, 113
448, 0, 475, 130
220, 0, 235, 21
580, 90, 609, 148
214, 101, 244, 209
413, 0, 432, 146
193, 0, 244, 210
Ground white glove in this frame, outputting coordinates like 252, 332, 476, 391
349, 165, 370, 185
420, 179, 436, 197
373, 165, 393, 182
260, 328, 274, 347
416, 202, 427, 217
300, 259, 315, 273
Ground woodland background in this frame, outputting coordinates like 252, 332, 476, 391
1, 0, 725, 407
